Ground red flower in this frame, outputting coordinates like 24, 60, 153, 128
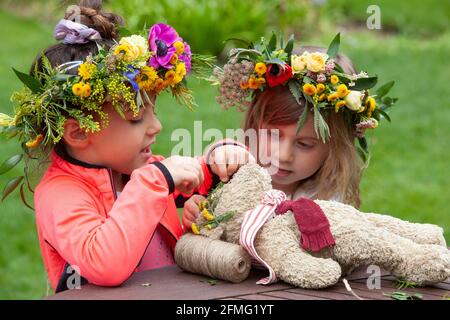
266, 64, 293, 87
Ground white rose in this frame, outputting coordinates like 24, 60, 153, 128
345, 90, 364, 111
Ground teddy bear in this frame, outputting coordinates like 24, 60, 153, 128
177, 163, 449, 289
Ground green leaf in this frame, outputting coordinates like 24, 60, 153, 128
326, 33, 340, 59
224, 38, 252, 48
394, 279, 418, 290
0, 154, 23, 175
288, 80, 302, 105
383, 291, 423, 300
19, 183, 34, 210
215, 211, 234, 223
375, 81, 395, 98
314, 106, 330, 143
267, 32, 277, 53
357, 146, 368, 163
2, 176, 24, 201
358, 137, 369, 153
377, 108, 391, 122
302, 76, 313, 84
53, 74, 75, 82
200, 278, 218, 286
12, 68, 42, 93
264, 58, 286, 67
351, 76, 378, 91
284, 34, 295, 57
296, 106, 309, 134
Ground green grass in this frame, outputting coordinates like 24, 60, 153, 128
0, 2, 449, 299
324, 0, 450, 37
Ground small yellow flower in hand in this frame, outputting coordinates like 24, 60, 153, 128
191, 223, 200, 234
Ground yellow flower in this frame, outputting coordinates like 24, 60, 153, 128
316, 83, 326, 94
81, 83, 92, 98
254, 62, 267, 76
305, 52, 328, 73
72, 83, 84, 97
191, 223, 200, 234
240, 80, 249, 90
25, 134, 44, 148
165, 70, 176, 81
330, 75, 339, 85
172, 75, 183, 85
335, 100, 346, 112
154, 78, 165, 92
0, 113, 15, 127
113, 44, 134, 61
176, 62, 186, 77
78, 62, 96, 81
198, 200, 207, 211
174, 41, 185, 55
327, 92, 339, 101
113, 35, 148, 63
170, 54, 178, 65
291, 54, 307, 74
303, 83, 317, 96
202, 209, 215, 221
318, 93, 326, 101
248, 76, 259, 90
256, 77, 266, 86
136, 66, 158, 90
337, 84, 350, 98
366, 96, 377, 116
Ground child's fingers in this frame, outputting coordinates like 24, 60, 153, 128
226, 162, 239, 177
210, 151, 228, 182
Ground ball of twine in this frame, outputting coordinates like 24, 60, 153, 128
175, 233, 251, 283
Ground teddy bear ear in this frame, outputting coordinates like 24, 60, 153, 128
213, 163, 272, 216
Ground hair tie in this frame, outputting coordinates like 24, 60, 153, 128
53, 19, 102, 44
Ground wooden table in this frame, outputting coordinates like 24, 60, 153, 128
46, 265, 450, 300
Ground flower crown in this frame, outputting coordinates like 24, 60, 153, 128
0, 22, 213, 205
213, 33, 397, 160
0, 22, 214, 148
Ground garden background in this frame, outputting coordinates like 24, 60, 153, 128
0, 0, 449, 299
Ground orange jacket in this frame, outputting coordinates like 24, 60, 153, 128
35, 145, 217, 292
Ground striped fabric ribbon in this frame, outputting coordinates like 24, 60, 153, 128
239, 189, 287, 285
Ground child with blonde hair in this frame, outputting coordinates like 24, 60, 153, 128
184, 33, 395, 219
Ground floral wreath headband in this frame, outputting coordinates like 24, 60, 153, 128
0, 21, 213, 206
212, 33, 398, 161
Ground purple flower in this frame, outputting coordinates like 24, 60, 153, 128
178, 41, 192, 74
148, 23, 181, 69
124, 65, 140, 92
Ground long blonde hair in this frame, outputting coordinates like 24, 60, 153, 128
243, 46, 363, 207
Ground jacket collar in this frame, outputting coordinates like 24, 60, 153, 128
50, 143, 116, 197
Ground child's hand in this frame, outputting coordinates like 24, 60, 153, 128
182, 194, 205, 231
208, 145, 256, 182
161, 156, 204, 194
